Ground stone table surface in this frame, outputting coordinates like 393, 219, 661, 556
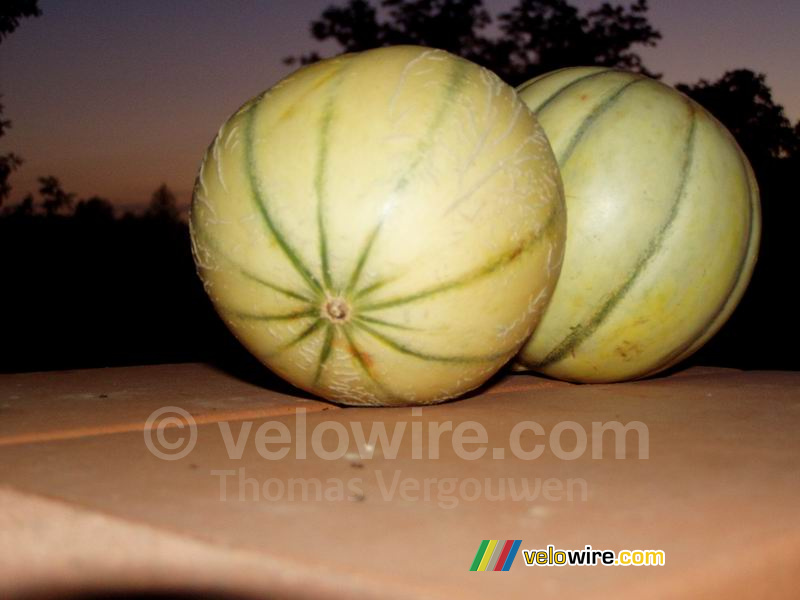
0, 363, 798, 599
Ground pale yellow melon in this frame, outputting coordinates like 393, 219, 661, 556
191, 46, 565, 405
516, 67, 760, 382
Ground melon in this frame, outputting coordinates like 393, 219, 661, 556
515, 67, 760, 382
190, 46, 565, 406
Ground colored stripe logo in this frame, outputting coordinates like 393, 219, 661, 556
470, 540, 522, 571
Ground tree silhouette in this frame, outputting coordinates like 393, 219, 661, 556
0, 0, 41, 208
286, 0, 493, 67
677, 70, 799, 173
74, 195, 115, 221
0, 0, 41, 43
0, 99, 25, 208
498, 0, 660, 82
146, 183, 180, 221
5, 193, 34, 217
38, 175, 75, 216
0, 149, 22, 206
286, 0, 660, 84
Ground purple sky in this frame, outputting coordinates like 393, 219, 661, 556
1, 0, 798, 211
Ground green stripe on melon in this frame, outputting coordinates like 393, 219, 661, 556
190, 46, 566, 405
515, 67, 760, 382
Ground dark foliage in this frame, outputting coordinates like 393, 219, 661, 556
0, 0, 41, 44
0, 149, 22, 206
38, 176, 75, 217
146, 183, 181, 222
285, 0, 661, 84
0, 98, 25, 208
0, 199, 249, 373
0, 1, 41, 206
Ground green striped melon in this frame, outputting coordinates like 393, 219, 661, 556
190, 46, 565, 406
515, 67, 760, 382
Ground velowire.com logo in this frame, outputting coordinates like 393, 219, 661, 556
469, 540, 522, 571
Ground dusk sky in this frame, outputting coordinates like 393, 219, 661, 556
1, 0, 798, 211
